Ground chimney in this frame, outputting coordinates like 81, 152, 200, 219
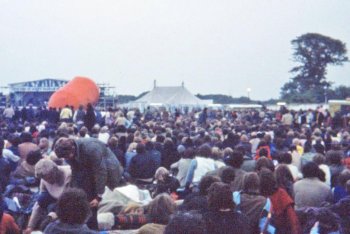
154, 80, 157, 88
181, 81, 184, 87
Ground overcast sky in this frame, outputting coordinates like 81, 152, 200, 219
1, 0, 349, 100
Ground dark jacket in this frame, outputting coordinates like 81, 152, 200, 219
180, 192, 208, 214
67, 138, 123, 200
75, 109, 85, 123
44, 221, 98, 234
330, 195, 350, 233
148, 149, 161, 167
203, 210, 251, 234
84, 109, 96, 131
128, 153, 159, 179
238, 193, 267, 234
241, 156, 256, 172
329, 163, 345, 187
153, 175, 180, 197
0, 157, 11, 193
110, 146, 125, 168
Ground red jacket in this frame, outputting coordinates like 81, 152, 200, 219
0, 213, 20, 234
255, 146, 272, 160
269, 188, 301, 234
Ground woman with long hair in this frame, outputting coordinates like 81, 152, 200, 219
275, 164, 295, 198
259, 168, 301, 234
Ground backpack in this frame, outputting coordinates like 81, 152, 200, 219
3, 184, 40, 229
233, 191, 275, 234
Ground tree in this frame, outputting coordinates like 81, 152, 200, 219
281, 33, 348, 103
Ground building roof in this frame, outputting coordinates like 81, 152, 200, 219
8, 78, 68, 92
8, 78, 68, 86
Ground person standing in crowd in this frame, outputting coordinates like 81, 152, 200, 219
281, 109, 293, 127
27, 104, 35, 122
48, 107, 59, 125
54, 137, 123, 230
73, 105, 85, 126
59, 105, 73, 123
198, 108, 208, 126
84, 103, 96, 132
2, 105, 15, 122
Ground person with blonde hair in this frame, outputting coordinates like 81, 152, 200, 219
25, 159, 72, 233
152, 167, 180, 197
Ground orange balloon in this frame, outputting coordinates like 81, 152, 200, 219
48, 88, 80, 109
65, 76, 100, 106
48, 76, 100, 109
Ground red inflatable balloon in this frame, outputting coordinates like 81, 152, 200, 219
65, 76, 100, 106
48, 76, 99, 109
48, 89, 80, 109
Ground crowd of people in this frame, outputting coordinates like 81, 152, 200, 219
0, 103, 349, 234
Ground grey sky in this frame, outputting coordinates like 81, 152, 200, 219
1, 0, 349, 100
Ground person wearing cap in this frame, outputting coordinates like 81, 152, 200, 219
53, 137, 123, 230
25, 159, 72, 234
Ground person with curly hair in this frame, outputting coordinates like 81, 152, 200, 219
54, 136, 123, 230
44, 188, 97, 234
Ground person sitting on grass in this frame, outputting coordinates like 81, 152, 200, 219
44, 188, 98, 234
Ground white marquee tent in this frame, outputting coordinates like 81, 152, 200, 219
126, 82, 212, 110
